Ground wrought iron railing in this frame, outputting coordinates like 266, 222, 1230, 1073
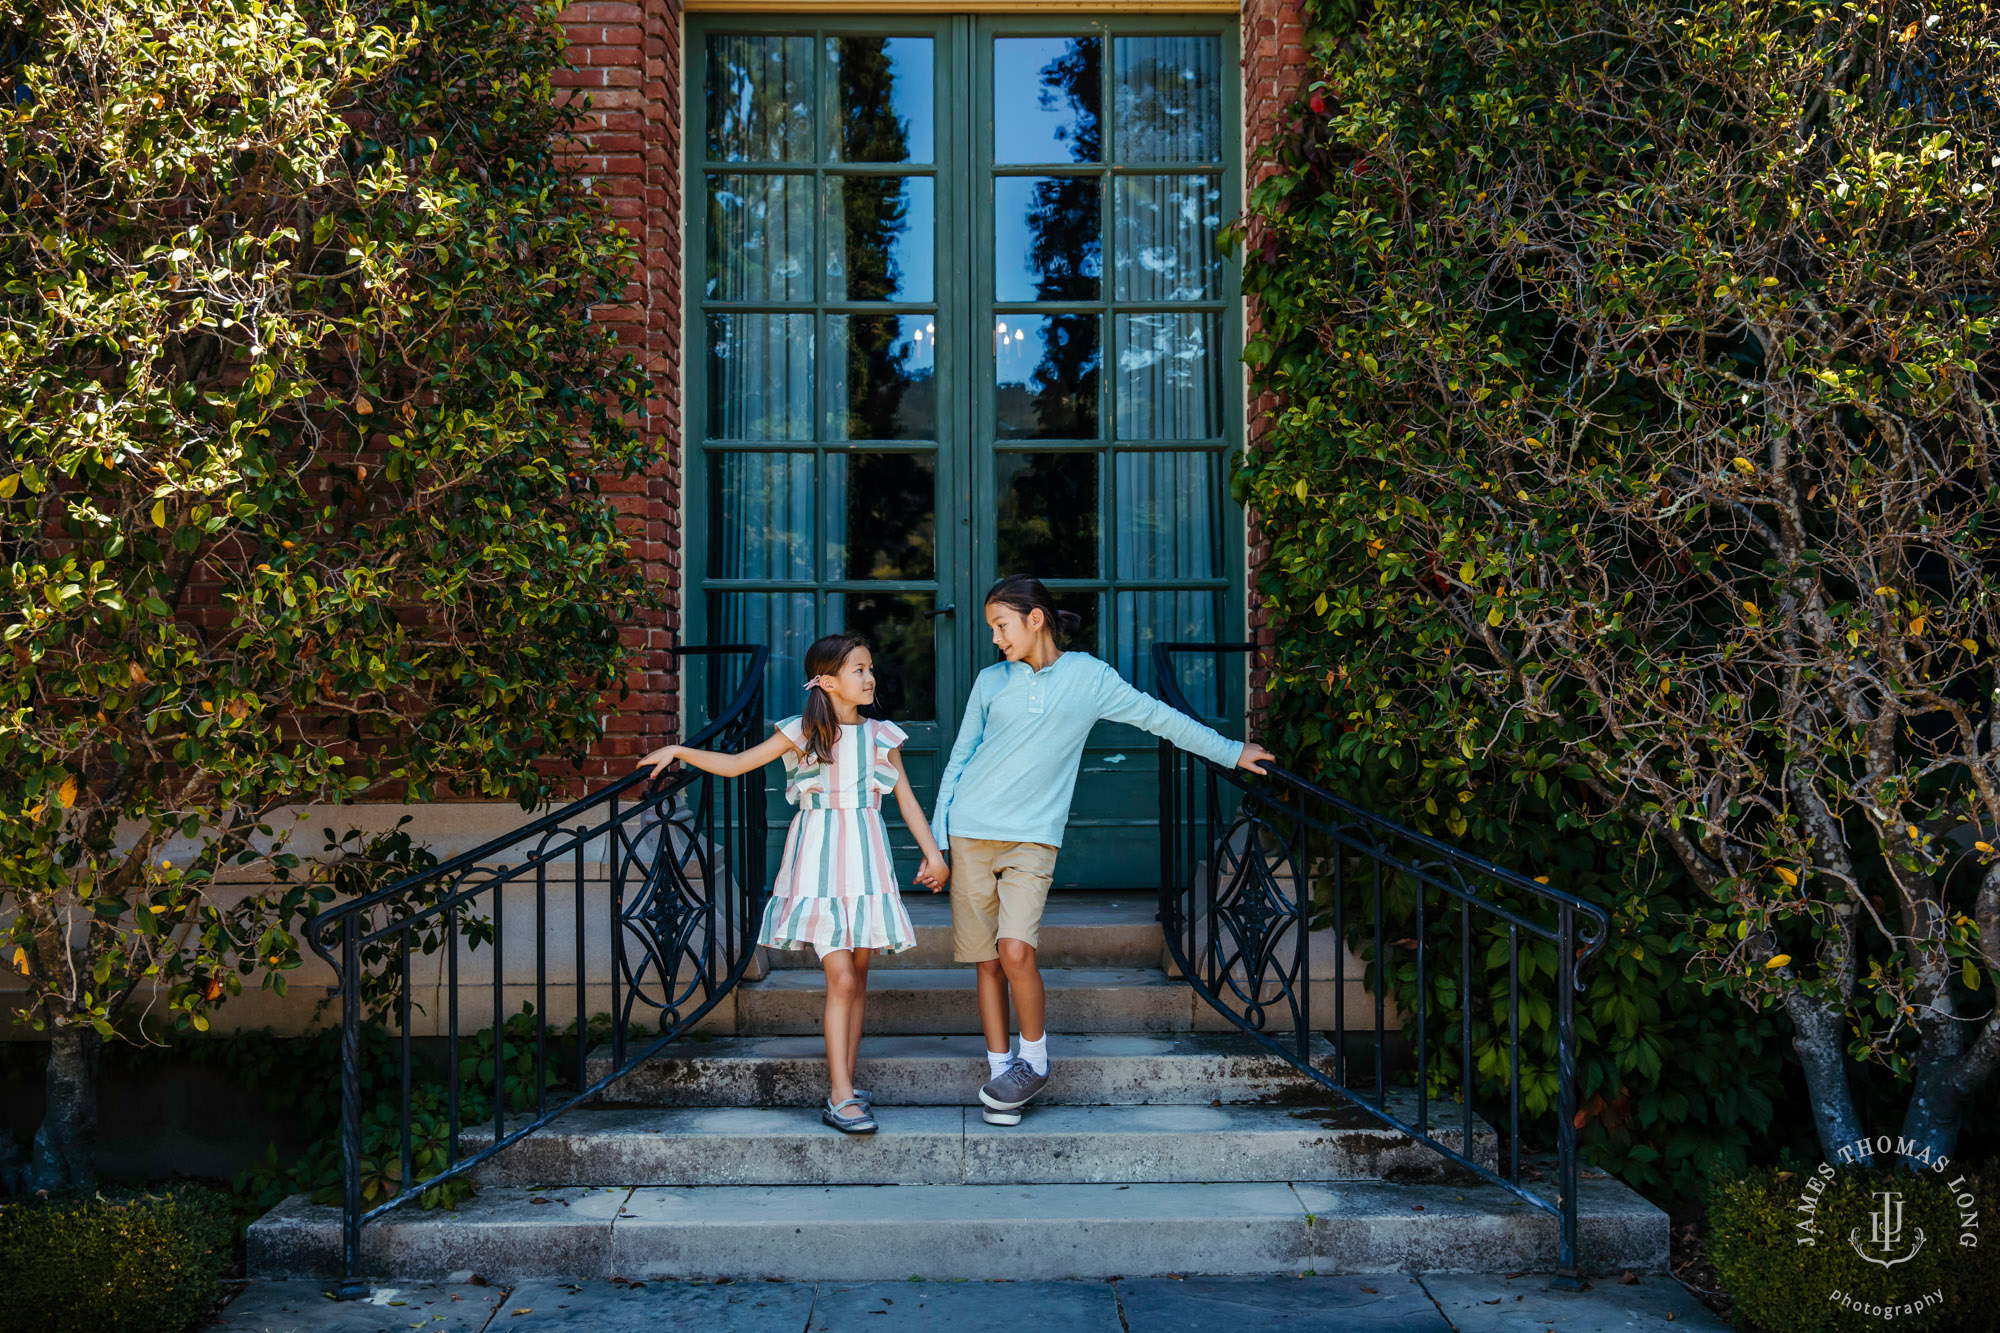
304, 644, 767, 1290
1153, 642, 1611, 1281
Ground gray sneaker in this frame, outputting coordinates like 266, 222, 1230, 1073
978, 1057, 1048, 1112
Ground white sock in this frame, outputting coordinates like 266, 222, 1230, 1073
1019, 1034, 1048, 1076
987, 1048, 1012, 1080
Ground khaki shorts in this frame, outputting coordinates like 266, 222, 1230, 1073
949, 838, 1060, 962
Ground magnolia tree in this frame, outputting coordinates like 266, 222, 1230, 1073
1243, 0, 2000, 1165
0, 0, 659, 1191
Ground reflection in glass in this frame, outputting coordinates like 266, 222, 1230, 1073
707, 35, 813, 163
708, 314, 812, 440
838, 592, 935, 720
828, 452, 936, 580
994, 37, 1102, 164
996, 315, 1100, 440
1113, 175, 1223, 301
996, 453, 1098, 577
995, 176, 1101, 303
1115, 452, 1216, 580
1113, 37, 1224, 162
1115, 313, 1222, 440
826, 37, 934, 163
1118, 589, 1216, 695
709, 452, 814, 581
826, 176, 935, 302
706, 174, 812, 302
713, 590, 816, 719
829, 315, 936, 441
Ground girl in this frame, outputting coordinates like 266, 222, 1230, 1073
640, 633, 948, 1135
931, 575, 1276, 1125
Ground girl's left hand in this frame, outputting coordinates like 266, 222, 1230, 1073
916, 854, 949, 892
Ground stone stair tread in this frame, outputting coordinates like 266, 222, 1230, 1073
463, 1102, 1490, 1188
246, 1174, 1668, 1281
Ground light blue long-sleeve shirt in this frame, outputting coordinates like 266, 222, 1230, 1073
930, 652, 1244, 850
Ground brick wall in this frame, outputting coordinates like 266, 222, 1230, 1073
1239, 0, 1310, 724
557, 0, 685, 786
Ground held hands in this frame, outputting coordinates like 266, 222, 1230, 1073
1237, 741, 1277, 775
915, 853, 950, 893
638, 744, 683, 778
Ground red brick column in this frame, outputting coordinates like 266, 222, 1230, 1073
558, 0, 684, 785
1240, 0, 1310, 724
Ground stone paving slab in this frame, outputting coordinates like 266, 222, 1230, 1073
1116, 1274, 1447, 1330
1421, 1272, 1725, 1330
808, 1279, 1124, 1331
496, 1279, 817, 1330
205, 1282, 503, 1333
207, 1275, 1731, 1333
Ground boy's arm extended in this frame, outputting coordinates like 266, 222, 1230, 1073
1093, 662, 1273, 772
638, 726, 799, 780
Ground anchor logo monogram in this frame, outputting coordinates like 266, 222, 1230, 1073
1849, 1190, 1927, 1269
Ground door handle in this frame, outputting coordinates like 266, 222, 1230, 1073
926, 603, 957, 619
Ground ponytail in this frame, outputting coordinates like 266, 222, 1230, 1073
797, 632, 870, 763
984, 575, 1083, 646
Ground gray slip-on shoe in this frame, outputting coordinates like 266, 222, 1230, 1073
823, 1095, 877, 1134
978, 1057, 1048, 1112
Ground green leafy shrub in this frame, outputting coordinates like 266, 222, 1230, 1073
0, 1187, 233, 1333
1242, 0, 2000, 1193
1708, 1165, 2000, 1332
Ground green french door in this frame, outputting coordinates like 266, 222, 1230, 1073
687, 15, 1243, 888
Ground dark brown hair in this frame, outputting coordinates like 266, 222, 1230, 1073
984, 574, 1084, 646
798, 632, 870, 763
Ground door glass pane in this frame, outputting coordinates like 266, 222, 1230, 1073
707, 35, 814, 163
995, 175, 1101, 302
708, 314, 813, 440
706, 173, 813, 302
1117, 589, 1215, 695
828, 452, 936, 580
1113, 37, 1224, 163
996, 314, 1100, 439
1115, 312, 1221, 440
1115, 451, 1215, 579
994, 37, 1102, 164
1113, 175, 1223, 301
996, 452, 1098, 577
829, 314, 937, 440
826, 175, 935, 302
709, 452, 815, 580
713, 590, 817, 719
839, 592, 936, 720
826, 37, 935, 163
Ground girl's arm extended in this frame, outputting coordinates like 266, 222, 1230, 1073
886, 747, 950, 892
638, 726, 799, 780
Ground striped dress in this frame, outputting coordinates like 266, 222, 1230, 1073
757, 716, 917, 957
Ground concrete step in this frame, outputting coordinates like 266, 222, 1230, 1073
246, 1173, 1668, 1281
736, 967, 1196, 1035
463, 1101, 1491, 1188
760, 891, 1162, 971
586, 1031, 1343, 1108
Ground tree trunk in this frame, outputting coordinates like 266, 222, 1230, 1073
1784, 989, 1871, 1164
26, 1027, 100, 1194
